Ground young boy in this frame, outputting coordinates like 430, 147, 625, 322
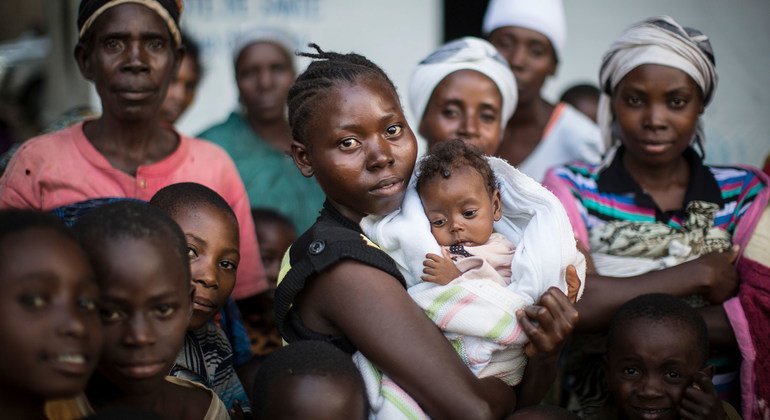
252, 340, 368, 420
150, 182, 251, 415
605, 293, 741, 420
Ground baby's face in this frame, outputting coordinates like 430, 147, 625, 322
419, 166, 501, 247
255, 221, 296, 288
607, 319, 704, 420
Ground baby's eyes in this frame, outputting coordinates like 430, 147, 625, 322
462, 209, 478, 218
431, 219, 447, 227
386, 124, 403, 137
187, 247, 198, 259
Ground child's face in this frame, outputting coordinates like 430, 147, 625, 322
266, 375, 366, 420
292, 77, 417, 222
171, 205, 239, 330
419, 166, 501, 247
255, 221, 296, 288
419, 69, 504, 156
94, 236, 192, 393
607, 319, 704, 420
0, 228, 102, 400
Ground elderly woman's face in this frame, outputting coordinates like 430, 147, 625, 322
612, 64, 703, 168
419, 69, 503, 155
236, 41, 295, 123
76, 4, 179, 121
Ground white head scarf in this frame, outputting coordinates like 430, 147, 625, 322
409, 37, 518, 130
231, 26, 298, 69
482, 0, 566, 61
598, 15, 718, 150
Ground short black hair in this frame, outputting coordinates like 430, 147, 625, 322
607, 293, 709, 365
287, 43, 400, 146
251, 208, 296, 232
252, 341, 367, 416
559, 83, 600, 105
0, 209, 77, 248
150, 182, 237, 224
416, 139, 498, 196
73, 201, 190, 285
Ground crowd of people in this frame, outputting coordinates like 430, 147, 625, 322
0, 0, 768, 419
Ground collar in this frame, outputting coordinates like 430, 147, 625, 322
321, 200, 363, 233
597, 146, 723, 212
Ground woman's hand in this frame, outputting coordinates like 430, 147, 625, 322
518, 266, 580, 358
686, 246, 739, 304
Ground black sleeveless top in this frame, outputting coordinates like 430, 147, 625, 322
273, 201, 407, 354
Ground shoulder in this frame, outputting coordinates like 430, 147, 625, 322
197, 113, 244, 141
12, 124, 81, 159
164, 376, 227, 420
707, 164, 768, 194
182, 135, 236, 162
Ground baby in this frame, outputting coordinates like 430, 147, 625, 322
417, 139, 515, 288
605, 293, 740, 420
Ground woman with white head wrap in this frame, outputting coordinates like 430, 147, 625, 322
409, 36, 517, 155
482, 0, 603, 182
543, 16, 769, 418
197, 26, 325, 234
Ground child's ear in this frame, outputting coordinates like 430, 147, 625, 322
291, 140, 314, 178
492, 189, 502, 221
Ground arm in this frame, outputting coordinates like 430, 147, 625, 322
295, 260, 515, 419
576, 250, 739, 332
697, 305, 737, 349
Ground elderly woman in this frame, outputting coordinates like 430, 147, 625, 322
543, 16, 770, 417
409, 36, 517, 156
198, 27, 325, 233
0, 0, 266, 299
482, 0, 604, 181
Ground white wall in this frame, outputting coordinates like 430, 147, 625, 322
543, 0, 770, 167
176, 0, 442, 137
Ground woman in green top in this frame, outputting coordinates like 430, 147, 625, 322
198, 27, 325, 232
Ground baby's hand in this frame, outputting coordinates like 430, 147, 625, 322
422, 251, 461, 285
678, 371, 726, 420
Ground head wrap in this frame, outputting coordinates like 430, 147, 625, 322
482, 0, 566, 61
597, 15, 718, 149
231, 26, 298, 70
409, 37, 518, 130
77, 0, 182, 46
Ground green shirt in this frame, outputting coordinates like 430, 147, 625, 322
198, 112, 325, 232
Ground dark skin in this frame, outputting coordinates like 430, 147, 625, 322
488, 26, 557, 166
291, 76, 579, 417
236, 42, 296, 153
73, 3, 183, 176
576, 65, 738, 349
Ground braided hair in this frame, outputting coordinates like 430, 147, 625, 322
287, 43, 400, 146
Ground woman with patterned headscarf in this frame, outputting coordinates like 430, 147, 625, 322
544, 16, 769, 418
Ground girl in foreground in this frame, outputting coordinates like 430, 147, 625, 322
273, 44, 578, 418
